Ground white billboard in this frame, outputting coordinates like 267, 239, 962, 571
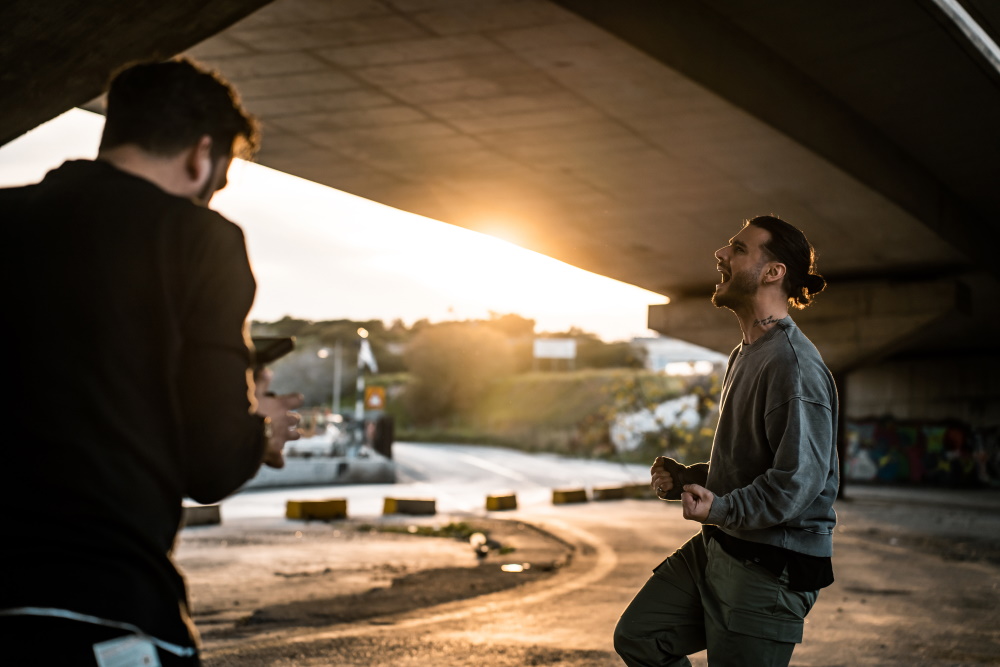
533, 338, 577, 360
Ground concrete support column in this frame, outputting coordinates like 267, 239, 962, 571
834, 371, 848, 500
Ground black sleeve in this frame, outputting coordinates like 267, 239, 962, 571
686, 462, 709, 487
176, 216, 266, 503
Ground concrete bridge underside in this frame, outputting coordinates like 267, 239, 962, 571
4, 0, 999, 424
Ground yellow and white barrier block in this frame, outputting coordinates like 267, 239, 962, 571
486, 493, 518, 511
552, 488, 588, 504
592, 485, 626, 501
286, 498, 348, 520
383, 497, 436, 515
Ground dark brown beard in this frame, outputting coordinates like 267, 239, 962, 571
712, 266, 760, 310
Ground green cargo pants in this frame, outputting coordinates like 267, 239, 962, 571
614, 532, 818, 667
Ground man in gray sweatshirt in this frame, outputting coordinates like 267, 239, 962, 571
614, 216, 839, 667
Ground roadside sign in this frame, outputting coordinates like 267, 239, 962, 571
364, 386, 386, 410
533, 338, 577, 359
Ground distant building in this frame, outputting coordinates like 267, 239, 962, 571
631, 336, 728, 375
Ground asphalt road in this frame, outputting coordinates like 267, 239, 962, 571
220, 443, 655, 519
177, 443, 1000, 666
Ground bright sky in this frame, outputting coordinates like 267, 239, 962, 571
1, 108, 669, 341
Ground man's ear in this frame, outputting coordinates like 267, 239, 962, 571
184, 135, 214, 184
762, 261, 786, 286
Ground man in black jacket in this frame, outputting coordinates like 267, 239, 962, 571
1, 59, 302, 665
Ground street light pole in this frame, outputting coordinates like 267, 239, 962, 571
332, 340, 342, 415
355, 328, 368, 422
319, 344, 344, 416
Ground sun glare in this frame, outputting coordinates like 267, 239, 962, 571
215, 162, 668, 338
472, 220, 524, 247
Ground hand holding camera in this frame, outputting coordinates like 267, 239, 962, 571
251, 336, 303, 469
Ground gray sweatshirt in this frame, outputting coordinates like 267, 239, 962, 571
702, 316, 839, 557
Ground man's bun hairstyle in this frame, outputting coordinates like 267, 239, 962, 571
747, 215, 826, 309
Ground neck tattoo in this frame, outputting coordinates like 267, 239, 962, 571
753, 315, 777, 328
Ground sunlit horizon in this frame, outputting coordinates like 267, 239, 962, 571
1, 109, 669, 341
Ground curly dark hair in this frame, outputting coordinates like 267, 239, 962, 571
746, 215, 826, 309
100, 58, 259, 161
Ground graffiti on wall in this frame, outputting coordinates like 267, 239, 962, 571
844, 417, 999, 487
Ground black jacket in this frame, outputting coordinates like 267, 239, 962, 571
1, 160, 267, 648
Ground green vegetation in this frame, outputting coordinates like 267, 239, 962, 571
403, 322, 514, 424
252, 313, 719, 463
392, 369, 717, 463
357, 521, 481, 539
357, 522, 517, 556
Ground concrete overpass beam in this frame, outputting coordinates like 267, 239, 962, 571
0, 0, 273, 147
647, 279, 968, 374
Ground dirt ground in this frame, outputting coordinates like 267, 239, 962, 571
175, 487, 1000, 666
177, 516, 574, 647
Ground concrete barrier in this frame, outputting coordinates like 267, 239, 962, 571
624, 483, 657, 499
182, 503, 221, 527
383, 497, 436, 515
486, 493, 518, 511
286, 499, 348, 520
552, 488, 588, 504
592, 485, 627, 501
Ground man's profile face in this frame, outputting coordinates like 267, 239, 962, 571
711, 224, 770, 310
